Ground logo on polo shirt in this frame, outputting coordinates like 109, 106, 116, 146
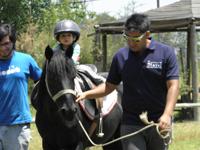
146, 60, 162, 69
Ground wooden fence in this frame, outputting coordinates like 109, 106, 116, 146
175, 103, 200, 108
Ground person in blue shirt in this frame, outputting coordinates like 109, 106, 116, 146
76, 13, 179, 150
0, 24, 42, 150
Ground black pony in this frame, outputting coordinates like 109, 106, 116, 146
31, 46, 123, 150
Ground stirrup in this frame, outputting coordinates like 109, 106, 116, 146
97, 108, 104, 137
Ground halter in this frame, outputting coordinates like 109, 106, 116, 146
45, 60, 77, 102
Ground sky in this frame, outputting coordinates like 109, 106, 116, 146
87, 0, 179, 17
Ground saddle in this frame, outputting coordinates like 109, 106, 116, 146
75, 72, 118, 137
75, 65, 117, 121
76, 64, 105, 85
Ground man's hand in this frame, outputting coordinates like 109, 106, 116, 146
158, 113, 171, 130
76, 92, 87, 102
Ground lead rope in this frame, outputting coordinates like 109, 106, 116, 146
139, 111, 171, 146
76, 111, 171, 147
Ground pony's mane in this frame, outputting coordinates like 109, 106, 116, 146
47, 50, 77, 80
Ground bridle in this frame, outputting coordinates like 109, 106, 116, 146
45, 60, 77, 102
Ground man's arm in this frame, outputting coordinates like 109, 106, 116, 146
159, 79, 179, 129
76, 82, 117, 102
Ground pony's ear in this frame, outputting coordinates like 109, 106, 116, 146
45, 45, 53, 60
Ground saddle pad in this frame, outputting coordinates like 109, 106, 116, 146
79, 90, 118, 120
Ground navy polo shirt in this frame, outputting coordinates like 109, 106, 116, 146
107, 39, 179, 125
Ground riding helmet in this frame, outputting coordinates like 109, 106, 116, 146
54, 20, 80, 42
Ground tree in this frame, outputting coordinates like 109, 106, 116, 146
0, 0, 30, 32
38, 0, 88, 32
0, 0, 51, 32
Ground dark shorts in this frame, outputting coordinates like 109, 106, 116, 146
120, 124, 169, 150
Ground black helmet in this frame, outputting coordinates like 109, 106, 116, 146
54, 20, 80, 42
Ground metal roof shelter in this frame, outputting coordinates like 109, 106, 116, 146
94, 0, 200, 120
95, 0, 200, 33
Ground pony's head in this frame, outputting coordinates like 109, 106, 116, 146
44, 45, 78, 127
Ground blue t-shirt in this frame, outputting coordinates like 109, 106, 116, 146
107, 39, 179, 125
0, 51, 42, 125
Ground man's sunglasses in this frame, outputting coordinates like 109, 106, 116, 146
123, 33, 145, 42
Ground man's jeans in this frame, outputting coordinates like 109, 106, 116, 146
0, 124, 31, 150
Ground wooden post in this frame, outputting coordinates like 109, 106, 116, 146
189, 23, 200, 121
186, 30, 191, 94
157, 0, 160, 41
102, 34, 107, 71
157, 0, 160, 8
179, 48, 185, 74
94, 31, 102, 71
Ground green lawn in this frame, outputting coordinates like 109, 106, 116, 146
169, 121, 200, 150
30, 123, 42, 150
29, 121, 200, 150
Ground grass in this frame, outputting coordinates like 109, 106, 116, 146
29, 124, 42, 150
169, 121, 200, 150
29, 121, 200, 150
